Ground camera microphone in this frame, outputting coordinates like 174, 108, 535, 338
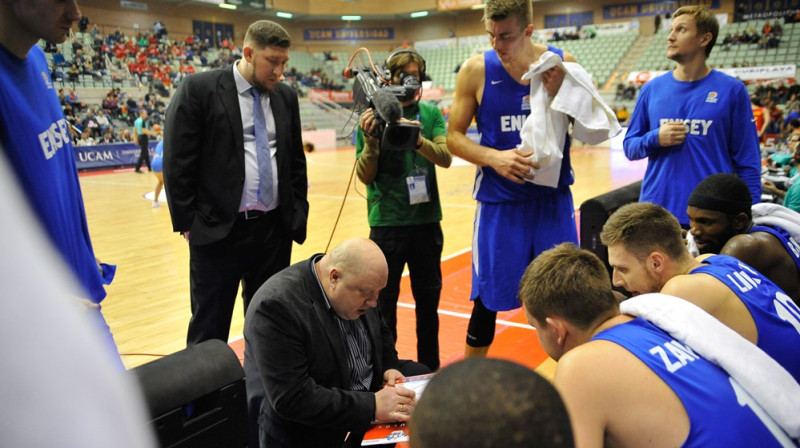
371, 88, 402, 124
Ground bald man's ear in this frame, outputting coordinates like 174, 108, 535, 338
329, 268, 341, 288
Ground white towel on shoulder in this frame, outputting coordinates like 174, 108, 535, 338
621, 293, 800, 440
517, 51, 621, 188
753, 202, 800, 242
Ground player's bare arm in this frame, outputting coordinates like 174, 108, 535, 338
446, 55, 538, 185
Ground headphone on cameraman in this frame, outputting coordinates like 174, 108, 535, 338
384, 49, 427, 82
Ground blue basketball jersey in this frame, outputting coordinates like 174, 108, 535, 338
474, 46, 573, 203
0, 44, 111, 302
750, 225, 800, 272
691, 254, 800, 382
593, 318, 791, 447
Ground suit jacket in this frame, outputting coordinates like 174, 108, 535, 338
243, 256, 399, 448
163, 64, 308, 246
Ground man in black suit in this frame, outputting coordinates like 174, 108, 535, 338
244, 238, 419, 448
164, 20, 308, 345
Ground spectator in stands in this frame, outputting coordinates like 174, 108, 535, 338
409, 358, 574, 448
82, 110, 100, 138
95, 110, 111, 135
623, 5, 761, 228
119, 128, 133, 143
102, 92, 119, 117
601, 201, 800, 378
65, 87, 86, 111
751, 96, 771, 142
615, 80, 626, 100
785, 100, 800, 126
78, 13, 89, 33
67, 63, 80, 83
76, 129, 96, 146
654, 13, 662, 33
623, 81, 637, 100
52, 48, 67, 67
757, 32, 768, 49
153, 21, 167, 41
519, 242, 793, 447
762, 20, 773, 37
686, 173, 800, 304
763, 120, 800, 209
772, 20, 783, 38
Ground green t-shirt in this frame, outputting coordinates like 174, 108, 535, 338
783, 181, 800, 213
355, 101, 446, 227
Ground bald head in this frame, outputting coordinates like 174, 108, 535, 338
320, 238, 388, 320
327, 237, 388, 278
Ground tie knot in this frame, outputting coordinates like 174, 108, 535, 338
251, 87, 260, 100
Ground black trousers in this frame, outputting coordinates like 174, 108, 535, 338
187, 209, 290, 345
370, 223, 443, 371
135, 134, 150, 171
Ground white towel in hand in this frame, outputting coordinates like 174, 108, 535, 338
517, 51, 621, 188
621, 293, 800, 440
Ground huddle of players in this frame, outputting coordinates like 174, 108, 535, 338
411, 174, 800, 448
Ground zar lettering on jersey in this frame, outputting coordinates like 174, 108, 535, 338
649, 340, 699, 373
500, 114, 527, 132
38, 118, 70, 160
659, 118, 713, 136
726, 262, 763, 293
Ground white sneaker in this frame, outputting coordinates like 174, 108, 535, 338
152, 201, 160, 208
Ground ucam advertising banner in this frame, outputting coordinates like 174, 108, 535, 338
626, 64, 797, 84
73, 141, 158, 170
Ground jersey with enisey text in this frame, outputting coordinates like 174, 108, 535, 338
691, 254, 800, 382
623, 70, 761, 225
749, 225, 800, 271
473, 46, 573, 203
0, 44, 109, 302
593, 318, 791, 447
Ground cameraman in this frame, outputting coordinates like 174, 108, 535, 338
356, 50, 451, 371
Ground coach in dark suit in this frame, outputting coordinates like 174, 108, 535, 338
164, 20, 308, 345
244, 238, 419, 448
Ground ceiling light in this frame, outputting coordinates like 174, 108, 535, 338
410, 11, 429, 18
341, 15, 361, 21
276, 11, 293, 18
219, 3, 237, 9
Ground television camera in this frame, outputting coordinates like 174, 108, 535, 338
344, 48, 421, 151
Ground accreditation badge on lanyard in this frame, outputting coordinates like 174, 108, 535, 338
406, 111, 430, 205
407, 164, 430, 205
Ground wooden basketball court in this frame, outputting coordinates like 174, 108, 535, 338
81, 143, 645, 379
